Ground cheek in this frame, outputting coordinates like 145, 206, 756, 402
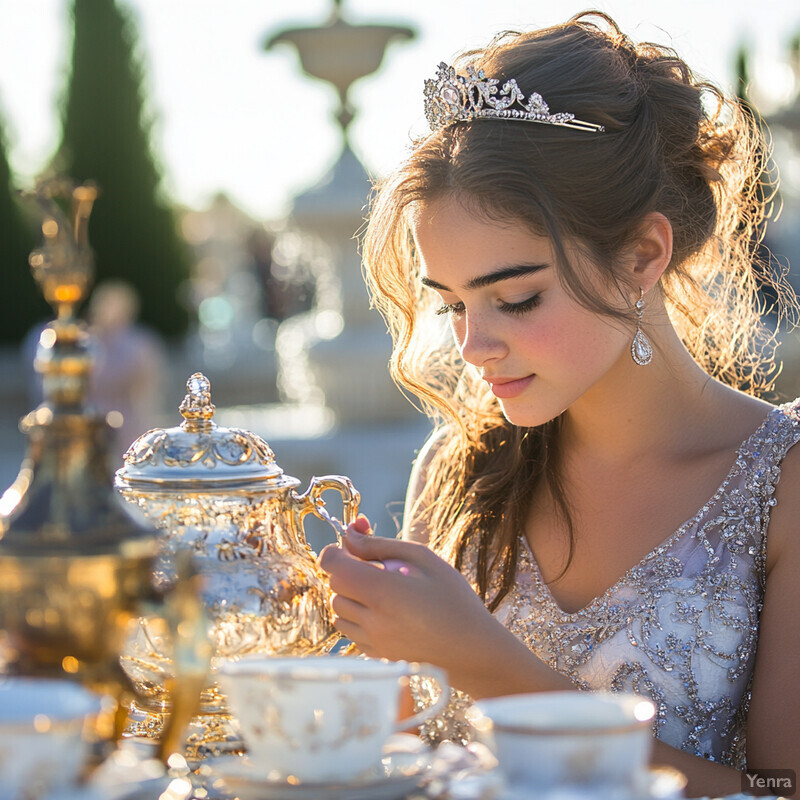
523, 310, 580, 360
529, 308, 627, 370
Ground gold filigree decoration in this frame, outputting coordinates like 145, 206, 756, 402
121, 373, 276, 471
123, 428, 275, 470
253, 688, 382, 753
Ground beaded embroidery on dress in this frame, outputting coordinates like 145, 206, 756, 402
412, 400, 800, 767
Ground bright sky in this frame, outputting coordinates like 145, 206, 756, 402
0, 0, 797, 222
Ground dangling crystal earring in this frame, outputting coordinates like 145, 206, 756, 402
631, 288, 653, 366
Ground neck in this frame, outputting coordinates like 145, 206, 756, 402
560, 317, 733, 465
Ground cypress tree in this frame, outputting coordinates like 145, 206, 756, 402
56, 0, 190, 337
0, 114, 45, 344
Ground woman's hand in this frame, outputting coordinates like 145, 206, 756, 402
318, 516, 493, 666
318, 516, 569, 699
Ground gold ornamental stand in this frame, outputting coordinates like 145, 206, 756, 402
0, 179, 209, 762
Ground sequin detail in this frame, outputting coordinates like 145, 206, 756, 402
413, 401, 800, 765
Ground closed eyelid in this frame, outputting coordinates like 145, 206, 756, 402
499, 293, 541, 314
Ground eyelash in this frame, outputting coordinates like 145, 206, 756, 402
435, 294, 541, 317
435, 302, 464, 316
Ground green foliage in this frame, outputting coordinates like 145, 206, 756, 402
0, 116, 46, 344
56, 0, 190, 337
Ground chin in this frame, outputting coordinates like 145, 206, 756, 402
498, 380, 595, 428
500, 403, 565, 429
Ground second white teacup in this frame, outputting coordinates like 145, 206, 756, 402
473, 691, 656, 791
218, 655, 449, 784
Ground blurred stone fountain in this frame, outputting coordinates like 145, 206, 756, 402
264, 0, 416, 426
230, 1, 431, 545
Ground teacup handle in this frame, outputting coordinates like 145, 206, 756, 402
394, 662, 450, 732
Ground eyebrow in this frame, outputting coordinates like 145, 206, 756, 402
420, 263, 550, 292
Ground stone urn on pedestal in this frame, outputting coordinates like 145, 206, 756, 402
264, 1, 417, 426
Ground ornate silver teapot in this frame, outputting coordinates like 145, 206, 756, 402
114, 373, 359, 758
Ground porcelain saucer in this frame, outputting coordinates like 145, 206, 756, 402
498, 766, 688, 800
205, 743, 432, 800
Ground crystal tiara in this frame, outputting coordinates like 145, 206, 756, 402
423, 62, 605, 133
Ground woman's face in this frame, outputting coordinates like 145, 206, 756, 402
412, 196, 634, 427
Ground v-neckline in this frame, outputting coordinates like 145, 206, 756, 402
519, 404, 780, 620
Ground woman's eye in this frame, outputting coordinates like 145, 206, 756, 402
499, 294, 541, 315
435, 301, 465, 316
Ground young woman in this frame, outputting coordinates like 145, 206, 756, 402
318, 12, 800, 797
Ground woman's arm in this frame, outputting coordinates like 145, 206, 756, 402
739, 442, 800, 786
651, 438, 800, 796
320, 524, 573, 692
320, 529, 749, 796
400, 426, 447, 546
320, 430, 800, 798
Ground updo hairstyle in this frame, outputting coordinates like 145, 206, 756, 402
361, 12, 787, 606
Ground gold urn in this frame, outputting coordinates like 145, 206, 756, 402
0, 180, 210, 761
114, 372, 360, 759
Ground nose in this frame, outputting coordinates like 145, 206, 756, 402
456, 311, 507, 367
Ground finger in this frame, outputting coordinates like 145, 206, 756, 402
343, 529, 432, 564
331, 593, 369, 626
330, 616, 374, 655
351, 515, 371, 534
318, 541, 376, 573
320, 545, 387, 602
318, 541, 345, 573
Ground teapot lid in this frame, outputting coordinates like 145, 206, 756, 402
115, 373, 298, 492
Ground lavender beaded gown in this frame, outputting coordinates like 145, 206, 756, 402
412, 400, 800, 768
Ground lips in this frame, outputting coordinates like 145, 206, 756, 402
486, 375, 535, 399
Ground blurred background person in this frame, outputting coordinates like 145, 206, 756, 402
87, 280, 167, 457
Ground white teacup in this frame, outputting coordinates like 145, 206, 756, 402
473, 691, 656, 791
0, 677, 104, 799
218, 655, 449, 784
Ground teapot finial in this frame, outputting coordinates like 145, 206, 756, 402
179, 372, 216, 433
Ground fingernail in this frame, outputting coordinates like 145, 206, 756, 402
352, 516, 371, 534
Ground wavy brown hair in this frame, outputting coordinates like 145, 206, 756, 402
361, 12, 790, 610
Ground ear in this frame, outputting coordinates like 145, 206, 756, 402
629, 212, 673, 293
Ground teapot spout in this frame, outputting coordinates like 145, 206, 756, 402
154, 551, 211, 761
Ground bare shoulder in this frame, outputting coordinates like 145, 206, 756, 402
401, 426, 450, 545
675, 387, 797, 573
672, 383, 774, 464
703, 384, 773, 447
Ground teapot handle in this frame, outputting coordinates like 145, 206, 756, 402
292, 475, 361, 545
